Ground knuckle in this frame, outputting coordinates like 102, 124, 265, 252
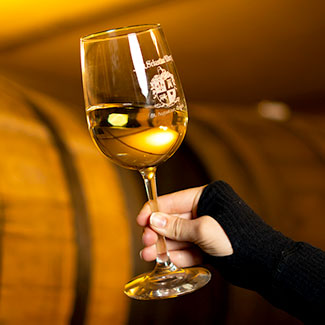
171, 216, 183, 240
195, 216, 211, 242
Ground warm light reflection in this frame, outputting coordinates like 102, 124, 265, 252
122, 127, 178, 154
150, 30, 160, 56
257, 100, 291, 121
128, 33, 148, 98
145, 128, 176, 147
108, 113, 128, 126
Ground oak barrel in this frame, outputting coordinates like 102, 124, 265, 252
0, 77, 131, 324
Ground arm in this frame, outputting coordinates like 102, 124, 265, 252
198, 181, 325, 323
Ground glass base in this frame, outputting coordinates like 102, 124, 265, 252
124, 262, 211, 300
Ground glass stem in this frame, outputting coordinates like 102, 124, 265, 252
140, 167, 172, 267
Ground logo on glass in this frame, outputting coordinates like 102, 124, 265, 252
150, 67, 179, 108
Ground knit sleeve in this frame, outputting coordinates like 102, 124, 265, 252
197, 181, 325, 323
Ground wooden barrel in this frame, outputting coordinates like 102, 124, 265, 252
0, 77, 131, 324
183, 103, 325, 325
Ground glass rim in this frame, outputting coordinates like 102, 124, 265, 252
80, 23, 161, 42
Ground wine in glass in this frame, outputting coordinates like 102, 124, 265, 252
80, 24, 211, 300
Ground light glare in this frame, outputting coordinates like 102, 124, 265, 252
108, 113, 128, 126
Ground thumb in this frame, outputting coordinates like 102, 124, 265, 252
150, 212, 234, 257
150, 212, 199, 242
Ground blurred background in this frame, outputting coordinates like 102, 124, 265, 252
0, 0, 324, 324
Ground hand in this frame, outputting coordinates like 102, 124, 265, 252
137, 185, 233, 268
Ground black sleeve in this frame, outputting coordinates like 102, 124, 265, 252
197, 181, 325, 323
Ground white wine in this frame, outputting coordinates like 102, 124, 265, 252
86, 103, 188, 169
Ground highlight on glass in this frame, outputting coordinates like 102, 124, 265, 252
80, 24, 211, 300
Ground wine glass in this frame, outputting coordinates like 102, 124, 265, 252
80, 24, 211, 300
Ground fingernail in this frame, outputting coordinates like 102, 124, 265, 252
139, 250, 143, 259
150, 212, 167, 228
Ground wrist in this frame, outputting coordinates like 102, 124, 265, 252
197, 181, 294, 289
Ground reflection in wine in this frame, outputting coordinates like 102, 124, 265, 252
87, 103, 187, 169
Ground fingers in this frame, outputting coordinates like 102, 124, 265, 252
142, 227, 192, 250
149, 212, 201, 243
170, 247, 203, 267
145, 213, 234, 257
137, 185, 205, 227
142, 227, 158, 246
141, 226, 200, 267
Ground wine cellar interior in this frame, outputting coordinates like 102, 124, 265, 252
0, 0, 324, 324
